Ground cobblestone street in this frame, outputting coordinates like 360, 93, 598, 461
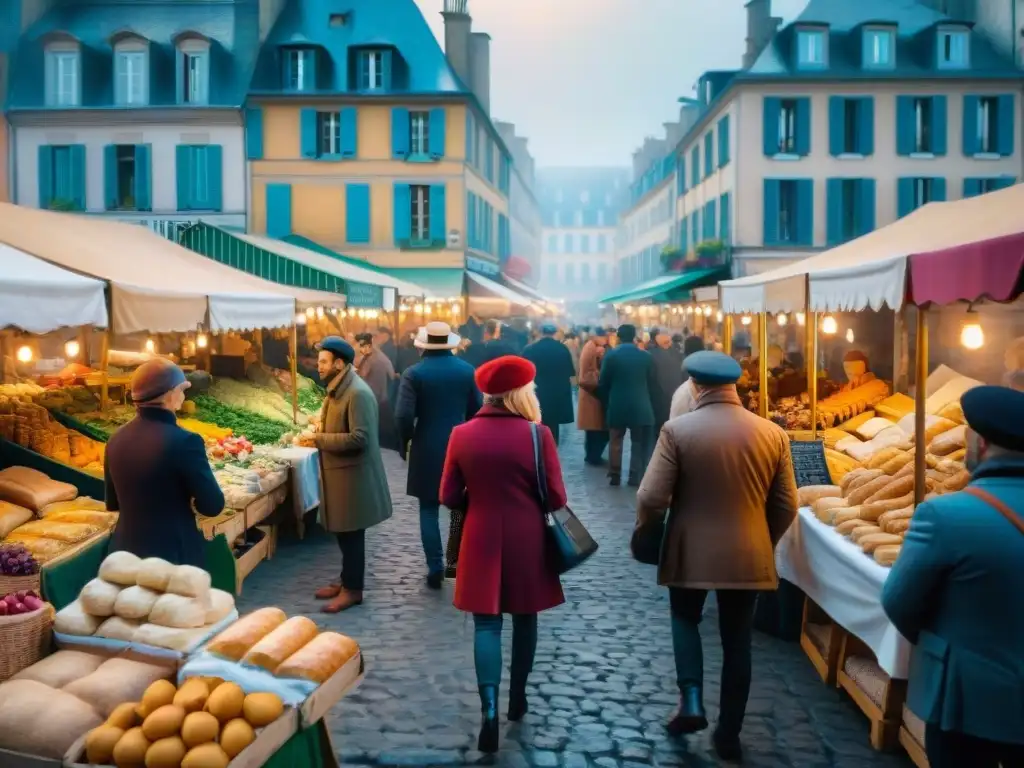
238, 430, 910, 768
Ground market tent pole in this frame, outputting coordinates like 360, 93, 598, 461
913, 307, 929, 507
805, 278, 818, 440
99, 327, 111, 412
723, 315, 733, 355
758, 312, 768, 418
289, 318, 299, 425
893, 308, 910, 394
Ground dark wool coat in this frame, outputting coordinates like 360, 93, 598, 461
649, 345, 684, 427
597, 342, 659, 428
523, 336, 576, 427
441, 406, 566, 615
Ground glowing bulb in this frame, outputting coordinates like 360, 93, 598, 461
305, 307, 315, 317
845, 328, 855, 344
703, 305, 712, 316
196, 333, 208, 349
144, 339, 156, 354
64, 340, 80, 358
716, 310, 723, 322
295, 313, 307, 326
776, 312, 788, 326
316, 307, 325, 318
796, 312, 806, 326
821, 315, 838, 335
450, 303, 460, 314
16, 345, 33, 363
740, 315, 752, 326
960, 323, 984, 350
686, 306, 694, 314
414, 304, 424, 314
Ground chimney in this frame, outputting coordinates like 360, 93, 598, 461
469, 32, 491, 114
20, 0, 59, 31
742, 0, 782, 69
442, 0, 473, 91
677, 98, 701, 134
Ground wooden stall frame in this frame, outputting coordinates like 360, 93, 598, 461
758, 312, 769, 418
289, 319, 299, 424
798, 597, 845, 686
913, 306, 929, 506
899, 719, 929, 768
836, 632, 907, 751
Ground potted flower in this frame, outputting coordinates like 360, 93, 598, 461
694, 239, 726, 268
659, 245, 686, 273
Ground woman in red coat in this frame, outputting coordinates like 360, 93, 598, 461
440, 355, 566, 753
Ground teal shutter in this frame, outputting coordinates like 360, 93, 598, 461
175, 50, 184, 103
299, 108, 318, 158
467, 192, 475, 248
206, 145, 223, 212
719, 193, 731, 243
963, 177, 982, 198
763, 97, 781, 155
381, 50, 393, 91
391, 108, 409, 159
345, 184, 370, 243
931, 96, 947, 155
796, 179, 813, 245
175, 145, 191, 210
962, 95, 980, 155
795, 98, 811, 155
485, 137, 494, 181
676, 155, 686, 193
828, 97, 845, 156
691, 210, 700, 246
856, 178, 875, 235
266, 184, 292, 238
826, 177, 844, 245
465, 112, 473, 163
763, 179, 780, 244
690, 146, 699, 187
103, 145, 118, 210
393, 183, 411, 243
994, 175, 1017, 190
997, 94, 1015, 155
68, 145, 86, 211
355, 52, 367, 90
340, 107, 357, 158
857, 98, 874, 155
895, 96, 915, 155
896, 178, 915, 218
428, 107, 446, 159
718, 115, 730, 167
134, 144, 151, 211
245, 107, 264, 160
37, 146, 53, 208
703, 132, 713, 177
429, 184, 446, 242
931, 177, 946, 202
705, 200, 716, 239
680, 216, 688, 253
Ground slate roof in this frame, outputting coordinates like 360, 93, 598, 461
248, 0, 464, 94
8, 0, 260, 109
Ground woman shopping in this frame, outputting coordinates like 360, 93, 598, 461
440, 355, 567, 753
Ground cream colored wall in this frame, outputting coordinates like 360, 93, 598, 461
615, 181, 673, 280
675, 101, 738, 247
465, 165, 509, 216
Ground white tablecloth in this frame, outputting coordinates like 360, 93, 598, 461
269, 446, 321, 514
776, 506, 911, 678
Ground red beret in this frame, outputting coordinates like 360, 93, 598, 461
475, 355, 536, 395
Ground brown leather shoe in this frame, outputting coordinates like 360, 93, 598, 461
315, 583, 342, 600
321, 589, 363, 613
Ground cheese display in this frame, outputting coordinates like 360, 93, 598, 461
770, 378, 890, 431
0, 397, 106, 476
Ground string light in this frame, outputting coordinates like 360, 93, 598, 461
703, 305, 712, 316
295, 313, 307, 326
16, 345, 33, 363
305, 307, 315, 317
821, 315, 838, 335
716, 310, 723, 322
796, 312, 806, 326
196, 334, 208, 349
776, 313, 788, 326
845, 328, 855, 343
144, 339, 156, 354
960, 322, 984, 350
740, 315, 752, 326
315, 307, 325, 318
64, 340, 80, 358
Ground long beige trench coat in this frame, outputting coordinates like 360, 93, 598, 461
576, 340, 606, 431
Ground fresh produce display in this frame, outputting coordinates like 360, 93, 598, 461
74, 404, 137, 438
207, 436, 254, 462
0, 398, 106, 475
207, 378, 311, 426
191, 395, 292, 445
0, 381, 99, 414
0, 588, 44, 615
0, 542, 40, 576
178, 418, 233, 441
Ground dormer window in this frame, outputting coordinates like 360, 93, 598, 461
113, 35, 149, 106
44, 40, 80, 107
863, 27, 895, 69
357, 49, 391, 91
796, 28, 827, 69
176, 36, 210, 105
937, 27, 969, 69
282, 47, 315, 92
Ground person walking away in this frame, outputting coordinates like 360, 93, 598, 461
355, 333, 398, 451
375, 326, 400, 404
635, 351, 797, 760
598, 324, 658, 486
649, 331, 684, 433
563, 332, 581, 382
881, 385, 1024, 768
440, 356, 566, 753
577, 328, 609, 465
522, 323, 575, 445
105, 359, 225, 567
395, 322, 482, 589
462, 320, 516, 368
396, 332, 420, 375
312, 337, 393, 613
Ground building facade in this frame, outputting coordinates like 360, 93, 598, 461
0, 2, 16, 203
496, 120, 542, 285
537, 167, 630, 303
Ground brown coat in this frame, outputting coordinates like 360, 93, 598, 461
576, 340, 606, 431
357, 347, 395, 404
314, 367, 393, 533
636, 387, 798, 590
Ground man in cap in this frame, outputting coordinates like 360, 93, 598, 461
882, 386, 1024, 767
523, 323, 576, 445
462, 319, 517, 369
648, 329, 684, 434
105, 358, 225, 567
577, 327, 610, 465
635, 351, 798, 760
355, 332, 398, 451
395, 321, 482, 588
313, 336, 393, 613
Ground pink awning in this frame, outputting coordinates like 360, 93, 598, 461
909, 230, 1024, 305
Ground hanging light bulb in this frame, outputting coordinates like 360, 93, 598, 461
776, 312, 788, 326
821, 315, 838, 335
144, 338, 156, 354
450, 303, 460, 314
686, 306, 694, 315
414, 303, 424, 314
960, 322, 984, 350
716, 310, 723, 322
740, 315, 752, 326
305, 307, 315, 317
703, 305, 712, 316
196, 333, 209, 349
295, 312, 307, 326
64, 340, 81, 359
796, 312, 806, 326
15, 345, 33, 363
845, 328, 855, 344
316, 307, 325, 318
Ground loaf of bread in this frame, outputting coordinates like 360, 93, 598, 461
812, 497, 848, 523
928, 425, 966, 456
242, 616, 319, 672
798, 485, 842, 507
850, 524, 882, 542
877, 506, 914, 529
847, 474, 892, 506
833, 506, 868, 525
865, 475, 914, 504
206, 608, 287, 661
859, 532, 903, 553
844, 469, 885, 497
861, 492, 916, 521
276, 632, 360, 684
840, 469, 872, 496
936, 400, 964, 424
874, 544, 901, 566
836, 518, 869, 535
866, 446, 903, 471
946, 448, 966, 462
879, 451, 914, 476
885, 518, 913, 535
942, 469, 970, 492
923, 417, 957, 444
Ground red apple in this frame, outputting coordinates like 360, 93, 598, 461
0, 602, 8, 616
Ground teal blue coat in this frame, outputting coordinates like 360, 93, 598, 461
881, 456, 1024, 745
596, 343, 658, 428
523, 337, 576, 426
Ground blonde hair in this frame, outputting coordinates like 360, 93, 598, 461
485, 382, 542, 424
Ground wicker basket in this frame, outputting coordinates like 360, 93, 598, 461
0, 571, 42, 598
0, 603, 54, 682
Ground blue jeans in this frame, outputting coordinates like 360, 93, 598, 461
419, 501, 444, 576
473, 613, 538, 688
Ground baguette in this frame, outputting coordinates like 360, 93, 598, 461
942, 469, 970, 492
836, 518, 869, 535
799, 485, 843, 507
834, 506, 868, 525
946, 448, 966, 462
840, 468, 872, 496
847, 474, 892, 506
874, 544, 901, 566
850, 524, 882, 542
885, 518, 912, 535
866, 446, 904, 471
865, 475, 914, 504
927, 468, 953, 484
877, 505, 914, 529
879, 451, 913, 476
893, 461, 915, 480
812, 497, 848, 522
845, 469, 885, 495
860, 532, 903, 553
860, 492, 916, 521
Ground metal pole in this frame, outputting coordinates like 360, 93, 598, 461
100, 327, 111, 412
805, 280, 818, 439
289, 320, 299, 424
758, 312, 769, 418
723, 315, 733, 356
913, 306, 929, 507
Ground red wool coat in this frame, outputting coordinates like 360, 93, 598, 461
440, 405, 566, 615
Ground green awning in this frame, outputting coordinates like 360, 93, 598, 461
376, 268, 465, 299
598, 267, 729, 305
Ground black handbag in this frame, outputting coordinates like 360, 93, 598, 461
530, 423, 598, 574
445, 506, 465, 577
630, 517, 665, 566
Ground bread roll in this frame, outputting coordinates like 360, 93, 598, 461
865, 475, 914, 504
885, 518, 912, 535
879, 451, 913, 476
844, 469, 884, 497
206, 608, 287, 661
946, 448, 966, 462
812, 497, 847, 523
866, 446, 903, 471
942, 469, 970, 492
798, 485, 842, 507
833, 507, 868, 525
847, 474, 892, 506
928, 425, 966, 456
242, 616, 319, 672
859, 532, 903, 553
836, 518, 869, 535
874, 544, 901, 566
860, 492, 916, 521
850, 524, 882, 542
877, 506, 914, 529
840, 468, 872, 496
276, 631, 360, 684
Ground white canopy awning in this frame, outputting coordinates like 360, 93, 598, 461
466, 272, 534, 309
0, 205, 345, 334
0, 243, 109, 333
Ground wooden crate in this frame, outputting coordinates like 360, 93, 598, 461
799, 597, 845, 686
234, 526, 272, 595
836, 634, 907, 751
899, 705, 929, 768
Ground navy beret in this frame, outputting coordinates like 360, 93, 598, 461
131, 358, 188, 403
317, 335, 355, 364
684, 350, 742, 386
961, 385, 1024, 452
541, 323, 558, 335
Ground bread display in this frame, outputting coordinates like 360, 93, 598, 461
859, 532, 903, 553
243, 616, 320, 672
206, 607, 287, 660
811, 497, 847, 523
874, 544, 902, 566
275, 631, 361, 684
798, 485, 842, 507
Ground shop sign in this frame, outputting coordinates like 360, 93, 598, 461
466, 256, 500, 277
346, 281, 385, 308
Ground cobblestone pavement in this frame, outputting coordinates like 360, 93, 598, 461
238, 428, 910, 768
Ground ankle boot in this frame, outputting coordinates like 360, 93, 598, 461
507, 683, 528, 722
477, 685, 499, 753
666, 685, 708, 735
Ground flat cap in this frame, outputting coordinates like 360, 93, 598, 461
540, 323, 558, 335
131, 358, 189, 403
961, 385, 1024, 452
684, 350, 742, 386
317, 335, 355, 364
475, 355, 536, 396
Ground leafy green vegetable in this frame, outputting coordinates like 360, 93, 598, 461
297, 383, 325, 414
190, 394, 292, 445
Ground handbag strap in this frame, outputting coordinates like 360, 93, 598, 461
964, 486, 1024, 536
530, 422, 549, 510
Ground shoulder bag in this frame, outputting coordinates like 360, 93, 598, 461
964, 486, 1024, 535
530, 423, 598, 574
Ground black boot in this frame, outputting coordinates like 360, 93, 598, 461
712, 728, 742, 761
609, 474, 621, 487
507, 683, 528, 722
666, 685, 708, 735
477, 685, 499, 753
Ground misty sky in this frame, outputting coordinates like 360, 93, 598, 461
414, 0, 808, 168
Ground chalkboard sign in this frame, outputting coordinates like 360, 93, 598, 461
789, 440, 832, 488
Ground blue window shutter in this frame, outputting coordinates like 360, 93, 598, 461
826, 177, 843, 245
134, 144, 152, 211
175, 145, 191, 210
828, 97, 845, 156
997, 94, 1015, 155
302, 49, 316, 89
340, 108, 358, 158
763, 97, 781, 155
895, 96, 914, 156
857, 98, 874, 155
962, 95, 980, 155
245, 107, 264, 160
103, 144, 118, 210
381, 50, 393, 91
680, 216, 687, 253
718, 115, 730, 167
931, 96, 947, 155
856, 178, 875, 235
720, 193, 731, 243
393, 183, 411, 243
763, 179, 780, 244
37, 146, 53, 208
429, 184, 446, 242
896, 178, 915, 218
206, 145, 223, 212
355, 52, 367, 91
175, 49, 184, 103
485, 137, 494, 181
703, 132, 713, 177
931, 177, 946, 202
428, 108, 446, 159
345, 183, 370, 243
995, 175, 1017, 190
676, 156, 685, 194
69, 144, 86, 210
963, 177, 981, 198
299, 108, 318, 158
690, 146, 699, 187
797, 179, 814, 245
691, 210, 700, 245
795, 98, 811, 156
391, 107, 410, 159
706, 200, 716, 238
266, 183, 292, 238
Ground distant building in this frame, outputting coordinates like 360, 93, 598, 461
495, 121, 542, 286
0, 2, 16, 203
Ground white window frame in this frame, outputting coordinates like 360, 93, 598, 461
178, 39, 210, 105
360, 50, 384, 90
318, 111, 342, 156
411, 184, 430, 241
866, 28, 894, 68
977, 97, 997, 154
797, 29, 826, 68
778, 99, 797, 154
45, 44, 81, 107
409, 110, 429, 155
913, 97, 932, 154
285, 48, 312, 91
938, 28, 969, 69
114, 40, 149, 107
913, 178, 933, 208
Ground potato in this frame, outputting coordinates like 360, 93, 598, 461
205, 682, 245, 723
107, 702, 141, 730
86, 725, 124, 764
174, 678, 210, 714
181, 712, 220, 748
220, 718, 256, 758
142, 705, 187, 742
113, 726, 151, 768
140, 679, 177, 719
145, 736, 187, 768
181, 743, 230, 768
242, 692, 283, 728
